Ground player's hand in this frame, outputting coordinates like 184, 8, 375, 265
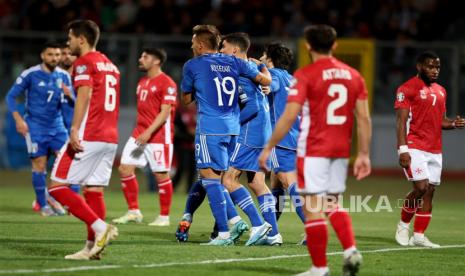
15, 119, 28, 136
353, 154, 371, 180
398, 152, 411, 168
135, 131, 151, 146
62, 84, 72, 98
258, 146, 272, 172
261, 86, 271, 95
70, 128, 84, 152
453, 115, 465, 129
248, 57, 261, 65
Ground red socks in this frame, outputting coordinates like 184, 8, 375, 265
84, 190, 106, 241
327, 208, 356, 250
48, 186, 99, 226
121, 175, 139, 210
158, 179, 173, 216
401, 201, 417, 224
413, 211, 432, 234
305, 219, 328, 268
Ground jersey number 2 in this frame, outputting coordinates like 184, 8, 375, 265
213, 77, 236, 106
105, 75, 117, 111
327, 84, 347, 125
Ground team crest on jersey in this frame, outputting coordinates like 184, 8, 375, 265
420, 89, 427, 99
76, 65, 87, 74
167, 87, 176, 94
150, 86, 157, 92
396, 92, 405, 102
56, 78, 63, 88
16, 77, 23, 84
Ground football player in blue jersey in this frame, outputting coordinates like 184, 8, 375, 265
261, 43, 307, 236
5, 42, 73, 216
180, 25, 271, 245
220, 33, 281, 246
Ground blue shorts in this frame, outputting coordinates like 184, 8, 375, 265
230, 142, 269, 172
25, 131, 68, 159
195, 134, 236, 171
270, 146, 296, 173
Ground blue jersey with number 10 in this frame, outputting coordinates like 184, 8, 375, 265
181, 53, 260, 135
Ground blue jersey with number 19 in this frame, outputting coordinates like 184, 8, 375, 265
181, 53, 260, 135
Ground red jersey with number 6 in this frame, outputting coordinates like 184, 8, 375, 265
72, 51, 120, 144
394, 76, 446, 153
288, 57, 368, 158
132, 73, 177, 144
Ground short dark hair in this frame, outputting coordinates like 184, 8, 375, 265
222, 32, 251, 53
304, 25, 337, 54
416, 51, 439, 64
41, 42, 62, 53
192, 25, 221, 51
66, 19, 100, 48
264, 42, 293, 70
143, 47, 167, 65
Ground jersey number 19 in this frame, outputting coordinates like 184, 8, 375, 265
213, 77, 236, 106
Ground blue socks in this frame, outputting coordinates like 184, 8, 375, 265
202, 178, 228, 232
222, 186, 239, 220
288, 183, 305, 223
272, 188, 286, 221
183, 180, 206, 221
258, 193, 279, 236
32, 171, 47, 208
230, 186, 263, 227
70, 184, 81, 194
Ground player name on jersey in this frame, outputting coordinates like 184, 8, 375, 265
210, 64, 231, 72
322, 68, 352, 80
96, 62, 120, 73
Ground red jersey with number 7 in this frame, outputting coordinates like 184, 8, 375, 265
132, 73, 177, 144
72, 51, 120, 144
287, 57, 368, 158
394, 76, 446, 153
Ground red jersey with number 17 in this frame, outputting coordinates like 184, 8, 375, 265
73, 51, 120, 144
131, 73, 177, 144
287, 57, 368, 158
394, 76, 446, 153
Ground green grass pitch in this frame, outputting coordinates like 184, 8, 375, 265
0, 170, 464, 275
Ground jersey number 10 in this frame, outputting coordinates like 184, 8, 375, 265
213, 77, 236, 106
105, 75, 117, 111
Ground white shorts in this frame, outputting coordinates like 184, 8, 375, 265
403, 148, 442, 185
120, 137, 173, 173
51, 141, 117, 186
296, 157, 349, 195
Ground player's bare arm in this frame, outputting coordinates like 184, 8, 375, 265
182, 92, 194, 105
70, 85, 92, 152
442, 114, 465, 130
354, 99, 372, 180
396, 108, 410, 168
249, 57, 272, 86
259, 102, 301, 171
12, 111, 28, 136
135, 104, 172, 146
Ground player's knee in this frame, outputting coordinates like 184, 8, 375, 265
118, 164, 132, 177
154, 172, 169, 183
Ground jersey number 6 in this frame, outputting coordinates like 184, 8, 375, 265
105, 75, 117, 112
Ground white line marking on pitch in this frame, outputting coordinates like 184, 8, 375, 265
1, 244, 464, 274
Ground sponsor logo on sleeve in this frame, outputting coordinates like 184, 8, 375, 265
76, 65, 87, 74
167, 86, 176, 94
396, 92, 405, 102
16, 77, 23, 84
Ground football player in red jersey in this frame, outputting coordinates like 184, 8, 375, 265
259, 25, 372, 276
49, 19, 120, 260
394, 51, 465, 248
113, 48, 177, 227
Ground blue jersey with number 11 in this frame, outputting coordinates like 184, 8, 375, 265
181, 53, 259, 135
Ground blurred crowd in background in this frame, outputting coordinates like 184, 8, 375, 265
1, 0, 464, 40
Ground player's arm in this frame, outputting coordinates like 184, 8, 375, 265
259, 102, 301, 170
135, 104, 172, 145
69, 86, 91, 152
354, 99, 372, 180
181, 62, 195, 105
182, 92, 194, 105
5, 76, 29, 136
249, 59, 272, 86
239, 88, 259, 124
396, 108, 410, 168
442, 114, 465, 130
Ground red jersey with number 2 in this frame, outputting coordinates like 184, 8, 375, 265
288, 57, 368, 158
132, 73, 177, 144
73, 51, 120, 144
394, 76, 446, 153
